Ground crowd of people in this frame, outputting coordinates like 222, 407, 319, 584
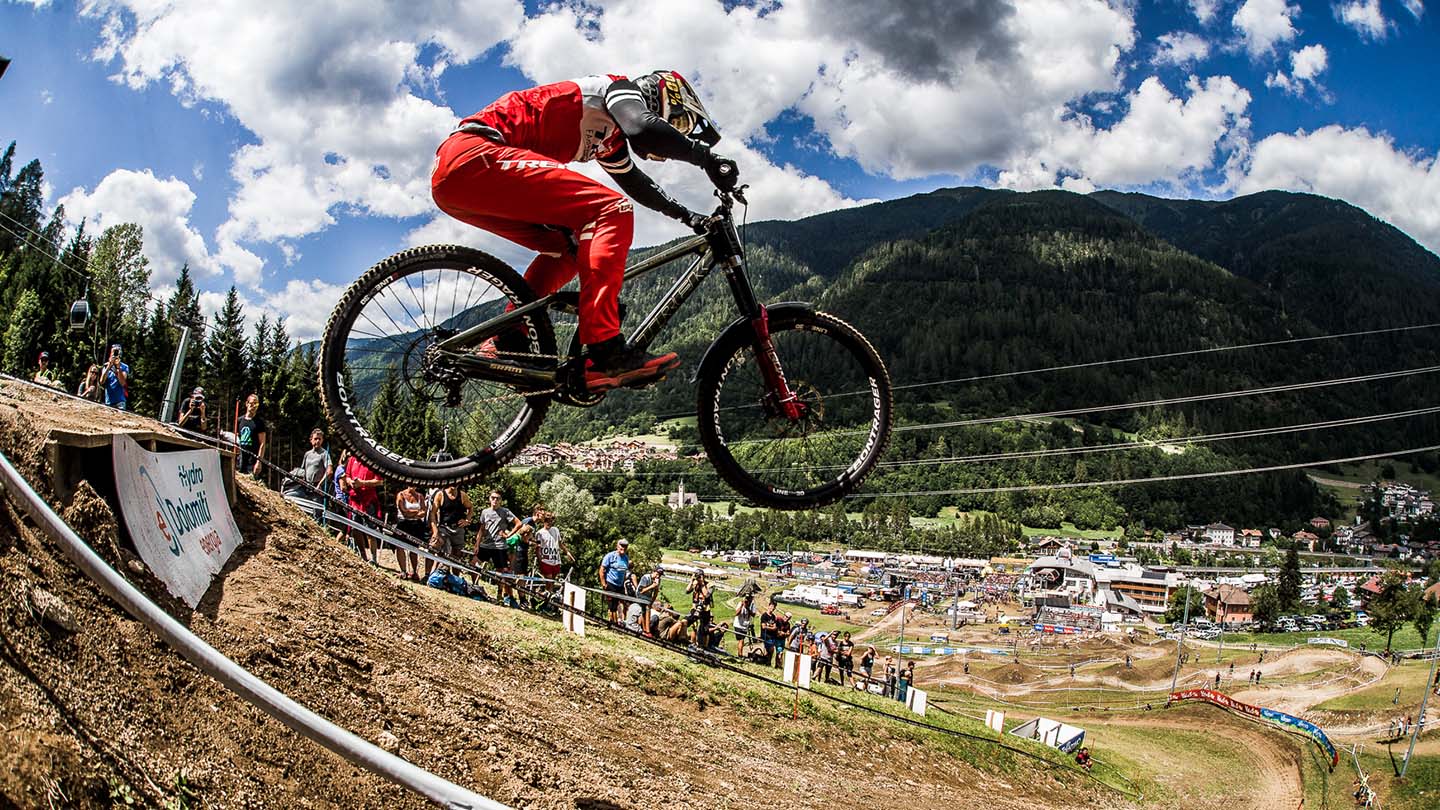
31, 344, 131, 409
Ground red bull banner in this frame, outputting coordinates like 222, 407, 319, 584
1170, 688, 1337, 769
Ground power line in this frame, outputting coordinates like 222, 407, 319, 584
891, 364, 1440, 434
847, 444, 1440, 498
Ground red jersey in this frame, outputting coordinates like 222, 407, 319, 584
461, 75, 628, 164
343, 455, 380, 510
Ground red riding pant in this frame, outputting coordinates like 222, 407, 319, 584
430, 133, 633, 345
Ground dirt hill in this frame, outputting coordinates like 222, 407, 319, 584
0, 381, 1125, 810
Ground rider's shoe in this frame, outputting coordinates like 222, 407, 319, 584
475, 329, 529, 360
584, 335, 679, 392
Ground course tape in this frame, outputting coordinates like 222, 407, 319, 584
0, 445, 508, 810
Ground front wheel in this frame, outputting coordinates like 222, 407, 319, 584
696, 307, 892, 509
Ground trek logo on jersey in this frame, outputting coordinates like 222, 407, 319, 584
499, 159, 562, 170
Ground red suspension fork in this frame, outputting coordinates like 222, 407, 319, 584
750, 306, 804, 421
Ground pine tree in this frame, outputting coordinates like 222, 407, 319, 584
1277, 546, 1302, 611
1, 289, 44, 375
203, 287, 247, 429
0, 157, 44, 257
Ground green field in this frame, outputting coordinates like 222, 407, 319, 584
1315, 659, 1439, 711
1224, 625, 1430, 652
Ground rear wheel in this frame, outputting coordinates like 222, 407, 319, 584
695, 308, 892, 509
319, 244, 555, 486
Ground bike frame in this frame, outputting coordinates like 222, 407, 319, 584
431, 199, 801, 416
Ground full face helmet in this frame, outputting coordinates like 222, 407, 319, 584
636, 70, 720, 146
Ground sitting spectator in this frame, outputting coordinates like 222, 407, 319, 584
651, 607, 690, 644
77, 364, 102, 401
394, 484, 428, 582
1075, 747, 1092, 772
177, 387, 207, 432
32, 351, 61, 388
624, 596, 647, 634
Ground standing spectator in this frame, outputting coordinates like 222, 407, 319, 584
771, 610, 792, 670
343, 451, 383, 565
429, 483, 472, 582
897, 660, 912, 703
534, 508, 572, 581
814, 631, 835, 684
733, 591, 756, 658
635, 567, 662, 635
331, 449, 351, 546
883, 656, 897, 698
394, 484, 427, 582
686, 572, 714, 643
507, 523, 536, 586
477, 490, 522, 607
101, 344, 129, 410
786, 618, 808, 658
299, 428, 333, 490
235, 393, 268, 477
77, 364, 102, 401
32, 351, 60, 388
759, 600, 780, 666
177, 387, 207, 432
860, 645, 877, 690
836, 631, 855, 687
599, 537, 634, 624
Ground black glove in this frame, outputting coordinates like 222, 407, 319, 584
702, 152, 739, 191
681, 210, 709, 234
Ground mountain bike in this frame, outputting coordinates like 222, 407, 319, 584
318, 182, 892, 509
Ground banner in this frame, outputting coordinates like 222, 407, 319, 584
782, 651, 812, 689
563, 584, 587, 637
1169, 688, 1338, 768
112, 434, 243, 608
1308, 637, 1349, 648
984, 709, 1005, 734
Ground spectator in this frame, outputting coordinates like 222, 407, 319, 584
428, 483, 471, 579
733, 591, 756, 658
394, 484, 427, 582
1075, 747, 1092, 772
77, 364, 102, 401
786, 618, 808, 658
651, 606, 690, 644
860, 645, 877, 690
1214, 672, 1221, 689
476, 490, 522, 607
814, 631, 835, 684
177, 387, 207, 432
235, 393, 268, 477
836, 631, 855, 687
759, 600, 780, 666
534, 508, 572, 582
771, 610, 792, 670
32, 351, 61, 388
331, 449, 351, 547
299, 428, 332, 490
101, 344, 129, 410
599, 537, 633, 623
883, 656, 897, 698
343, 451, 383, 565
896, 659, 911, 703
507, 523, 536, 591
635, 567, 662, 635
623, 594, 647, 633
685, 572, 713, 644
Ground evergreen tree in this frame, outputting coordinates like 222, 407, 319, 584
1, 289, 44, 375
1277, 546, 1302, 611
203, 287, 247, 428
0, 156, 44, 257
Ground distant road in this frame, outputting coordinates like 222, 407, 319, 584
1307, 473, 1365, 490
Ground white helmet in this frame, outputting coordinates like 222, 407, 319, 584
636, 70, 720, 146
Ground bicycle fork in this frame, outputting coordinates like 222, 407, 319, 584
749, 305, 804, 421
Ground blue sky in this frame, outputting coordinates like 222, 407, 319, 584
1, 0, 1436, 340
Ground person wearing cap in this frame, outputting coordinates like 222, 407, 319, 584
32, 351, 61, 388
101, 344, 129, 410
178, 387, 207, 431
599, 537, 633, 624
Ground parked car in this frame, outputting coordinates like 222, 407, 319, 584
821, 605, 841, 616
870, 608, 887, 617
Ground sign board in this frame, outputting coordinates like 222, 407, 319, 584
1308, 637, 1349, 648
563, 584, 587, 637
906, 687, 928, 716
112, 434, 244, 608
782, 651, 812, 689
985, 709, 1005, 734
1088, 554, 1116, 564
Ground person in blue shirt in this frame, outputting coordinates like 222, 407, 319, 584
599, 537, 632, 624
101, 344, 129, 410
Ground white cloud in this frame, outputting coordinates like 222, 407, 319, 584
1265, 43, 1329, 96
40, 89, 54, 104
1189, 0, 1221, 24
1401, 0, 1425, 19
79, 0, 526, 284
1232, 0, 1299, 57
1234, 125, 1440, 255
196, 278, 347, 343
58, 168, 217, 285
1336, 0, 1392, 39
998, 75, 1251, 191
1153, 31, 1212, 66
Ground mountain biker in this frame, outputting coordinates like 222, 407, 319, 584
430, 70, 739, 392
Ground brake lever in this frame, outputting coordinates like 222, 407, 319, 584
733, 184, 749, 205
